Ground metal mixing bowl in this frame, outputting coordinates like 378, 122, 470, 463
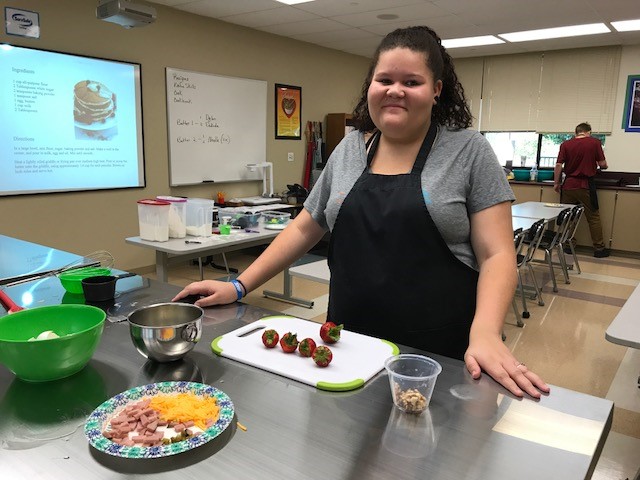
127, 302, 203, 363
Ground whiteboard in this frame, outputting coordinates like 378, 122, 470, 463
165, 68, 267, 185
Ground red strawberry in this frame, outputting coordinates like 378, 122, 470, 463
320, 322, 343, 344
261, 329, 279, 348
298, 338, 316, 357
279, 332, 299, 353
312, 345, 333, 367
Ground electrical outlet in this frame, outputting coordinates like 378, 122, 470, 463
287, 152, 294, 162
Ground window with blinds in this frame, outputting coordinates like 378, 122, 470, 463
479, 53, 542, 132
462, 46, 621, 134
536, 46, 621, 133
452, 57, 483, 130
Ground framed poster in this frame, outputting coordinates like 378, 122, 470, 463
622, 74, 640, 133
275, 83, 301, 139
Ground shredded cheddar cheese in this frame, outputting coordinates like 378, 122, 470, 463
148, 393, 219, 429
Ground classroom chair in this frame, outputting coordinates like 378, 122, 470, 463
561, 205, 585, 275
514, 219, 547, 321
529, 208, 573, 292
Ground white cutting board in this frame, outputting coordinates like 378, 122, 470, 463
211, 316, 398, 391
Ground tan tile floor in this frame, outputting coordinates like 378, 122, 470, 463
141, 248, 640, 480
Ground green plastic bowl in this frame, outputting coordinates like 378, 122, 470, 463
0, 304, 105, 382
58, 267, 112, 294
537, 170, 554, 181
512, 168, 530, 181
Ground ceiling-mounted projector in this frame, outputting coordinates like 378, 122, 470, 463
97, 0, 156, 28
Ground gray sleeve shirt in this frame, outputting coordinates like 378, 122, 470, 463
304, 126, 515, 270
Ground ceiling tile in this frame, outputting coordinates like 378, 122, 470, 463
292, 0, 429, 17
361, 15, 483, 39
259, 18, 350, 36
291, 28, 380, 45
330, 3, 450, 28
220, 6, 319, 28
177, 0, 279, 17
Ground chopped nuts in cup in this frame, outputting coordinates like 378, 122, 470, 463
393, 383, 428, 414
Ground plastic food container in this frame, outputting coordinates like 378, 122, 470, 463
186, 198, 214, 237
384, 354, 442, 414
156, 195, 187, 238
137, 199, 170, 242
218, 208, 261, 229
512, 169, 530, 181
262, 211, 291, 229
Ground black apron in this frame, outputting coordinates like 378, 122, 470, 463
327, 125, 479, 360
587, 177, 599, 210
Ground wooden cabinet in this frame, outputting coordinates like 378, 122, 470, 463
610, 191, 640, 252
325, 113, 355, 158
510, 183, 543, 203
572, 189, 616, 248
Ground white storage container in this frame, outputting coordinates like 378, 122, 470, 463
186, 198, 214, 237
156, 195, 187, 238
137, 199, 170, 242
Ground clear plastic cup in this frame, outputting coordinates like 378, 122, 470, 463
384, 354, 442, 414
382, 407, 436, 458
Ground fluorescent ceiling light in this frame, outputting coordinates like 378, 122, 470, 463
441, 35, 504, 49
274, 0, 315, 4
499, 23, 610, 42
611, 19, 640, 32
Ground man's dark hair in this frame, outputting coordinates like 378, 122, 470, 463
575, 122, 592, 135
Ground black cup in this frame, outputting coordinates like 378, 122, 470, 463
82, 273, 136, 302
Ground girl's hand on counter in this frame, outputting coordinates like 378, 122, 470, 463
172, 280, 237, 307
464, 330, 550, 398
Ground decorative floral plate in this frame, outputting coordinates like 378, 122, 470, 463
84, 381, 234, 458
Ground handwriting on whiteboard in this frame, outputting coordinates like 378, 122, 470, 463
176, 134, 231, 144
166, 66, 266, 184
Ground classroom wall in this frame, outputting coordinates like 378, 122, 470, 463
606, 44, 640, 170
0, 0, 370, 271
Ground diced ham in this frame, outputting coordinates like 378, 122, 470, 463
174, 423, 185, 432
110, 416, 126, 425
183, 420, 195, 428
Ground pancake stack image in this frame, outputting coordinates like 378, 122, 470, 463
73, 80, 116, 125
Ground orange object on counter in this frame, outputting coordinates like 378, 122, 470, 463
216, 191, 225, 204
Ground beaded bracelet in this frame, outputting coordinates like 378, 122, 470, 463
230, 279, 244, 301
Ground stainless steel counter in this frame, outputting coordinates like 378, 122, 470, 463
0, 271, 613, 479
0, 234, 86, 285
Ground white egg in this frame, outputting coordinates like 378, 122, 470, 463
36, 330, 60, 340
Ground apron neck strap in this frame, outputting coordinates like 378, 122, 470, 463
366, 123, 438, 174
411, 122, 438, 174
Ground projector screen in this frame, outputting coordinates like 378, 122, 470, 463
0, 44, 145, 196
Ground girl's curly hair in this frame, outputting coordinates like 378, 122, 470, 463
352, 26, 473, 132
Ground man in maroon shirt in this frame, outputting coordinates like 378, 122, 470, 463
554, 122, 609, 257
